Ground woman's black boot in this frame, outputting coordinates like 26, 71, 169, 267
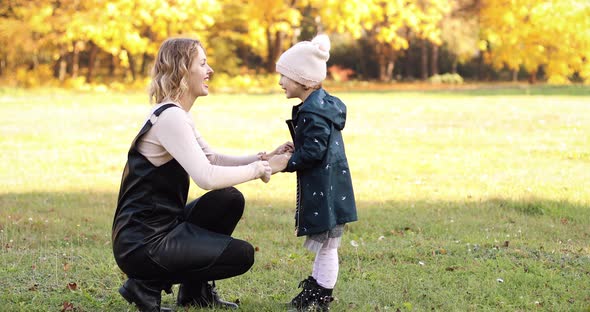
119, 278, 173, 312
177, 280, 238, 309
290, 276, 334, 311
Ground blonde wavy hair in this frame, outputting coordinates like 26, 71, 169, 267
149, 38, 203, 104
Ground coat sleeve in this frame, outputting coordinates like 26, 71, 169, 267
285, 113, 331, 172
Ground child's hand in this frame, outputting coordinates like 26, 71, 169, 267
269, 153, 291, 174
270, 142, 294, 157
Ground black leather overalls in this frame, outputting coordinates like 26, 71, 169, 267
112, 104, 232, 281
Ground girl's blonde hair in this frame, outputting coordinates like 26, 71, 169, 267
149, 38, 203, 104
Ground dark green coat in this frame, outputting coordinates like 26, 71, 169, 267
285, 88, 357, 237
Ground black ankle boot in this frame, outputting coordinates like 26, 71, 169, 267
290, 276, 334, 311
177, 280, 238, 309
119, 278, 173, 312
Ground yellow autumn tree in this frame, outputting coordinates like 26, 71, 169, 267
239, 0, 302, 72
480, 0, 590, 84
441, 0, 480, 74
316, 0, 449, 81
0, 0, 221, 84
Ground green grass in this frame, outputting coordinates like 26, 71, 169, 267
0, 85, 589, 311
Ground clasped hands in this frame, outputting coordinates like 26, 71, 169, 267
258, 141, 294, 183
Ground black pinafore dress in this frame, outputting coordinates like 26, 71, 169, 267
112, 104, 231, 280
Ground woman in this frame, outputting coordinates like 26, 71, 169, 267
112, 37, 291, 312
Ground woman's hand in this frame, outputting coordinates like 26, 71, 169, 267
269, 153, 291, 174
255, 160, 272, 183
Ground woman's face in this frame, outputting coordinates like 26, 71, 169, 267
187, 46, 214, 98
279, 75, 306, 100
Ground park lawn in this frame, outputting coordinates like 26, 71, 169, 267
0, 85, 589, 311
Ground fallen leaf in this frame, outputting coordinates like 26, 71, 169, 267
503, 241, 510, 247
66, 282, 77, 291
63, 263, 70, 272
61, 301, 74, 312
29, 284, 38, 291
254, 246, 260, 252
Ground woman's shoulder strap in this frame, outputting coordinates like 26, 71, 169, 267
153, 103, 179, 117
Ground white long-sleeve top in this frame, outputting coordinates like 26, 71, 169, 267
136, 103, 262, 190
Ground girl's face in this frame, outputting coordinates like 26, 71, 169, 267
279, 75, 306, 100
187, 46, 214, 98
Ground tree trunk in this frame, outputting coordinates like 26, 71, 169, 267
273, 32, 283, 71
265, 29, 274, 73
266, 30, 283, 73
72, 41, 80, 78
376, 44, 386, 81
59, 56, 67, 81
86, 41, 98, 83
356, 40, 367, 79
478, 54, 485, 80
385, 49, 397, 81
140, 52, 149, 76
451, 58, 458, 74
0, 54, 4, 76
430, 44, 439, 76
30, 33, 40, 71
29, 52, 39, 71
55, 45, 67, 81
512, 69, 518, 82
386, 61, 394, 81
109, 54, 116, 77
528, 68, 537, 84
420, 40, 428, 80
403, 49, 414, 80
127, 50, 136, 81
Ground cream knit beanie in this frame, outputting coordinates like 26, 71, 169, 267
276, 34, 331, 88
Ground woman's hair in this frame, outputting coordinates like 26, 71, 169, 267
149, 38, 203, 104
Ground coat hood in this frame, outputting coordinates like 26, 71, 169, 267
298, 89, 346, 130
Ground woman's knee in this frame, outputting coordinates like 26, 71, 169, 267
216, 187, 245, 215
229, 239, 255, 274
226, 186, 245, 207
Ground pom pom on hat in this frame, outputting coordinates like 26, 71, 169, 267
312, 34, 331, 52
276, 34, 331, 87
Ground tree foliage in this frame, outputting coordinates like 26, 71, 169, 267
481, 0, 590, 83
0, 0, 588, 86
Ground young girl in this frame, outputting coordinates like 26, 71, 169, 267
274, 34, 358, 311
